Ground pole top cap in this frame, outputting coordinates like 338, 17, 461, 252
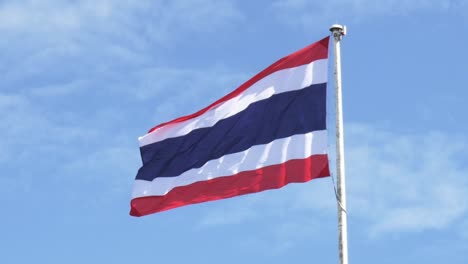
329, 24, 343, 31
329, 24, 346, 38
330, 24, 344, 33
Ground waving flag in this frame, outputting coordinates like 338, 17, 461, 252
130, 36, 331, 217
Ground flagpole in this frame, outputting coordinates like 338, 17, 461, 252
330, 24, 348, 264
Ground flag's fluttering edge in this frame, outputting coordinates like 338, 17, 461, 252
130, 36, 331, 216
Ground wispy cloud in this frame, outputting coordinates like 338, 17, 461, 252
0, 62, 247, 207
1, 41, 246, 212
270, 0, 465, 28
0, 93, 97, 163
236, 213, 325, 256
0, 0, 244, 95
0, 0, 246, 178
346, 124, 468, 236
128, 66, 248, 122
196, 177, 336, 255
197, 123, 468, 242
0, 0, 242, 40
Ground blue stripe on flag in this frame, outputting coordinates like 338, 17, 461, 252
137, 83, 326, 181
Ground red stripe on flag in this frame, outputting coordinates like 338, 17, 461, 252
130, 154, 330, 217
147, 37, 330, 133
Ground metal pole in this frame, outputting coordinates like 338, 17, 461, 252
329, 24, 348, 264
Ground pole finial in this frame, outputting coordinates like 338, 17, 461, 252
329, 24, 346, 41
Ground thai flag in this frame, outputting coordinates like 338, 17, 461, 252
130, 36, 331, 217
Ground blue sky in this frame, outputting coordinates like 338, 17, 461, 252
1, 0, 468, 263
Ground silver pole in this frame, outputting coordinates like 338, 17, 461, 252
329, 24, 348, 264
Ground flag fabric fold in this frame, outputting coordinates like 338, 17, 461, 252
131, 36, 331, 217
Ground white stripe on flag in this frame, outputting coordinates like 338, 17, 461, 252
138, 59, 328, 147
133, 130, 328, 198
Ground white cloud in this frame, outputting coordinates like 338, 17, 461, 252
270, 0, 463, 28
196, 183, 332, 255
130, 67, 247, 100
0, 0, 247, 177
196, 123, 468, 240
0, 89, 140, 207
0, 62, 247, 208
0, 0, 246, 115
0, 92, 98, 163
60, 146, 138, 186
126, 66, 248, 125
343, 124, 468, 236
0, 0, 242, 43
279, 0, 454, 14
